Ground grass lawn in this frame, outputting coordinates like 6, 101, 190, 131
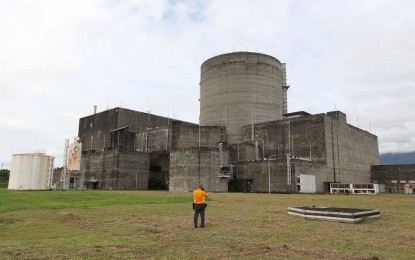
0, 189, 414, 259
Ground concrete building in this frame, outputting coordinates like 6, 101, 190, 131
78, 107, 196, 190
371, 164, 415, 193
74, 52, 379, 193
231, 111, 378, 193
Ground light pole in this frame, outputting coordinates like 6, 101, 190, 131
267, 155, 277, 194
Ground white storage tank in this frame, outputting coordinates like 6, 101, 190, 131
8, 153, 54, 190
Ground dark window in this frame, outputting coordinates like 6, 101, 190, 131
150, 166, 162, 172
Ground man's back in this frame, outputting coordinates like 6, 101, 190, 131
193, 188, 208, 204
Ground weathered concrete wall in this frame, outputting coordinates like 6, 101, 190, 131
52, 167, 63, 185
291, 160, 331, 193
171, 123, 226, 150
81, 150, 149, 190
229, 143, 257, 163
78, 108, 198, 191
79, 107, 196, 153
234, 160, 293, 193
239, 111, 379, 192
79, 109, 118, 152
117, 108, 177, 133
136, 128, 171, 152
200, 52, 284, 144
324, 111, 379, 185
169, 148, 227, 192
371, 164, 415, 193
169, 123, 229, 192
242, 114, 327, 162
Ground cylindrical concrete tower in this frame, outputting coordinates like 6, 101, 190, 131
200, 52, 284, 144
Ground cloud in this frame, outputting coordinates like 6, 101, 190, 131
0, 0, 414, 168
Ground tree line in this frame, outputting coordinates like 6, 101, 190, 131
0, 169, 10, 180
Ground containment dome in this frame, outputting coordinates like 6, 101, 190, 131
200, 52, 285, 144
8, 153, 54, 190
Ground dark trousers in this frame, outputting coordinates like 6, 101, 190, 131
193, 204, 206, 227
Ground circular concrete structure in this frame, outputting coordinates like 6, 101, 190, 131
8, 153, 54, 190
200, 52, 284, 144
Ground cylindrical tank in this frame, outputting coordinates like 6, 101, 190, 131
200, 52, 284, 144
8, 153, 54, 190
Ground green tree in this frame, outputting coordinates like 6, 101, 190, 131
0, 169, 10, 180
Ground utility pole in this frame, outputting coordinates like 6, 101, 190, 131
268, 155, 277, 194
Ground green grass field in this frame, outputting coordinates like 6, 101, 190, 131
0, 189, 414, 259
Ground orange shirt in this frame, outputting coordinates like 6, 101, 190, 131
193, 188, 208, 204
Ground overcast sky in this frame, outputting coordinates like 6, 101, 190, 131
1, 0, 414, 169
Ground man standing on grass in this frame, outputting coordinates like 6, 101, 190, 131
193, 185, 208, 228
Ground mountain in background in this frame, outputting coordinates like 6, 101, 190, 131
379, 151, 415, 165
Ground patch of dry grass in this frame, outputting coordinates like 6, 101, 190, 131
0, 191, 414, 259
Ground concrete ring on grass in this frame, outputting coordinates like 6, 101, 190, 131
287, 206, 380, 223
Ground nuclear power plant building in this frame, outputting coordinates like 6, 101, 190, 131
78, 52, 379, 193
